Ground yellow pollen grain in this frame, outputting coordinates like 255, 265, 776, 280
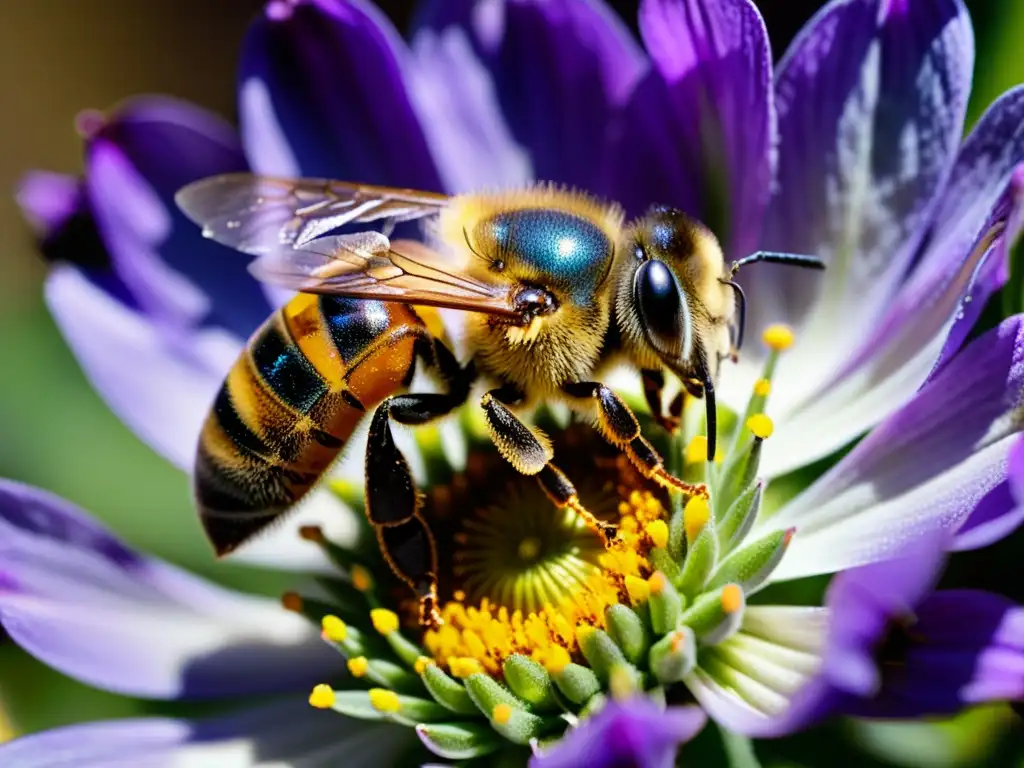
722, 584, 744, 614
351, 565, 373, 592
645, 519, 669, 549
370, 608, 399, 636
753, 378, 772, 397
321, 615, 348, 643
347, 656, 369, 678
746, 414, 774, 440
763, 324, 795, 351
308, 684, 335, 709
414, 656, 434, 675
648, 571, 667, 596
368, 688, 401, 714
492, 703, 513, 725
684, 496, 710, 542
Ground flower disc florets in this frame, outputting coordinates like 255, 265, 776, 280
289, 330, 803, 759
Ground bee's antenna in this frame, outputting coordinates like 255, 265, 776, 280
730, 251, 825, 274
463, 227, 485, 261
720, 279, 746, 351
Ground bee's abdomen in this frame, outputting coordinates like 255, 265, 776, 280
194, 294, 422, 555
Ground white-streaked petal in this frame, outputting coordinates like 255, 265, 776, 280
769, 436, 1015, 582
685, 606, 828, 736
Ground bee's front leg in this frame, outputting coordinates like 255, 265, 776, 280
479, 386, 617, 544
562, 381, 708, 499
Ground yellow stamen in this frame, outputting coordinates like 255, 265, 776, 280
351, 565, 373, 592
746, 414, 774, 440
448, 657, 483, 678
370, 608, 399, 636
684, 496, 710, 543
753, 378, 772, 397
763, 324, 794, 351
542, 645, 572, 675
685, 436, 707, 465
308, 683, 335, 709
347, 656, 369, 678
645, 519, 669, 549
722, 584, 744, 614
321, 615, 348, 643
625, 574, 651, 605
369, 688, 401, 714
492, 703, 513, 725
609, 666, 636, 700
414, 656, 434, 675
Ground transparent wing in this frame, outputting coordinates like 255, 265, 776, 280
175, 173, 451, 252
249, 233, 519, 317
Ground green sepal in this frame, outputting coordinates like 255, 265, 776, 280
707, 528, 792, 595
553, 663, 601, 705
329, 690, 449, 727
668, 499, 687, 561
361, 657, 423, 694
503, 655, 559, 712
648, 547, 682, 583
322, 623, 389, 660
716, 481, 763, 553
576, 627, 627, 682
490, 706, 557, 746
384, 629, 426, 669
648, 572, 685, 635
676, 522, 718, 598
578, 692, 607, 720
648, 628, 696, 684
415, 722, 502, 760
605, 604, 649, 665
421, 664, 479, 715
715, 437, 762, 517
679, 585, 745, 645
464, 673, 527, 715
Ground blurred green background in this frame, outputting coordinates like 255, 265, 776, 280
0, 0, 1021, 765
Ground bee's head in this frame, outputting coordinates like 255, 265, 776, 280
614, 206, 732, 377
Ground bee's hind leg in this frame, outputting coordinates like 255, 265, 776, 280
480, 386, 617, 545
562, 381, 708, 499
364, 339, 474, 628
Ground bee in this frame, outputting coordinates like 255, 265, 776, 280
176, 174, 823, 626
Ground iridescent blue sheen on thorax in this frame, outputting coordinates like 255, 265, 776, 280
483, 209, 613, 302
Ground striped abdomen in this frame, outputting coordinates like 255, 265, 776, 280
194, 293, 426, 554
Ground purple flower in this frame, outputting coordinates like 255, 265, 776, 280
795, 531, 1024, 723
529, 698, 707, 768
8, 0, 1024, 764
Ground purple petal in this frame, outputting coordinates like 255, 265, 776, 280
421, 0, 645, 194
407, 25, 530, 193
950, 475, 1024, 551
853, 590, 1024, 717
240, 0, 442, 191
766, 314, 1024, 581
82, 97, 269, 339
0, 697, 413, 767
0, 480, 340, 699
530, 698, 706, 768
609, 0, 772, 257
753, 0, 973, 347
45, 265, 236, 472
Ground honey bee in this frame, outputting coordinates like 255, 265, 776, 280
176, 175, 823, 625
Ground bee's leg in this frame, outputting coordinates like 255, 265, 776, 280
642, 368, 683, 434
364, 339, 474, 627
480, 386, 617, 544
563, 381, 709, 498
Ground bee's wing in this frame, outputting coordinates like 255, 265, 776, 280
248, 233, 520, 318
175, 173, 451, 253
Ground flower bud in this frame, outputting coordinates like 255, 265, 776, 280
552, 663, 601, 705
421, 664, 479, 715
605, 604, 649, 665
503, 655, 558, 712
415, 722, 502, 760
649, 627, 697, 684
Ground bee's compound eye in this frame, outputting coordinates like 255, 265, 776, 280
635, 259, 684, 354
